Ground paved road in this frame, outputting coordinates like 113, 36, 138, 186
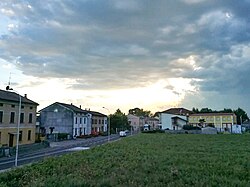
0, 134, 122, 172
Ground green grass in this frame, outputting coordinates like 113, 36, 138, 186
0, 134, 250, 187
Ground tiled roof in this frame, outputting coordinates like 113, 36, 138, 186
0, 89, 39, 105
56, 102, 87, 114
86, 110, 107, 117
160, 108, 192, 115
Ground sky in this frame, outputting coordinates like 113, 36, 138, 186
0, 0, 250, 115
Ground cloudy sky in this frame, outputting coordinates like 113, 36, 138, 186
1, 0, 250, 115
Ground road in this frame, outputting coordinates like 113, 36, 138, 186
0, 134, 122, 172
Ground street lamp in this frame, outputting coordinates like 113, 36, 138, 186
6, 86, 21, 167
102, 107, 111, 142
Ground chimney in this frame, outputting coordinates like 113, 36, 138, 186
24, 94, 27, 98
71, 103, 73, 105
80, 105, 81, 109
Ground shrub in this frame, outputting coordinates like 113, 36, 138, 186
183, 125, 201, 130
58, 133, 69, 140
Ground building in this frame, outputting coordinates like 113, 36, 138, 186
158, 108, 192, 130
188, 113, 237, 132
127, 114, 145, 131
0, 89, 38, 147
144, 117, 159, 129
89, 111, 108, 133
39, 102, 107, 138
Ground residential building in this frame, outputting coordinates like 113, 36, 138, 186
127, 114, 145, 131
188, 113, 237, 132
158, 108, 192, 130
89, 110, 108, 133
39, 102, 91, 138
144, 117, 159, 129
39, 102, 107, 138
0, 89, 38, 147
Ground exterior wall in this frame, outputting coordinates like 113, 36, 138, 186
40, 104, 74, 136
172, 118, 187, 130
91, 115, 107, 133
127, 114, 140, 131
159, 113, 187, 130
73, 113, 92, 136
188, 113, 237, 132
0, 100, 37, 147
145, 117, 159, 129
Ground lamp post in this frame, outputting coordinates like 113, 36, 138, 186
103, 107, 111, 142
6, 86, 21, 167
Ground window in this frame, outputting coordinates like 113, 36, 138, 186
102, 119, 104, 124
0, 111, 3, 123
10, 112, 15, 123
19, 131, 23, 141
84, 118, 86, 124
21, 106, 24, 109
30, 106, 33, 110
20, 113, 24, 123
28, 130, 31, 140
75, 117, 78, 124
80, 118, 82, 124
0, 103, 3, 106
28, 113, 33, 123
0, 131, 1, 143
99, 119, 101, 124
11, 105, 15, 108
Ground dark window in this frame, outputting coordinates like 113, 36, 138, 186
10, 112, 15, 123
28, 113, 32, 123
20, 113, 24, 123
99, 119, 101, 124
102, 119, 104, 124
0, 103, 3, 106
21, 106, 24, 109
30, 106, 33, 110
80, 118, 82, 124
11, 105, 15, 108
84, 118, 86, 124
28, 130, 31, 140
0, 111, 3, 123
75, 117, 77, 124
19, 131, 23, 141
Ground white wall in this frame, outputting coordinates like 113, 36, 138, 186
160, 113, 187, 130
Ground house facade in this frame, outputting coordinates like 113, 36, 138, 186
0, 89, 38, 147
188, 113, 237, 132
158, 108, 192, 130
144, 117, 159, 129
89, 111, 108, 133
39, 102, 92, 138
127, 114, 145, 131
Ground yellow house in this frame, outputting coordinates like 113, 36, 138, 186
0, 89, 38, 147
188, 113, 237, 132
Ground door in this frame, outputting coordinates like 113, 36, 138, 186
9, 134, 14, 147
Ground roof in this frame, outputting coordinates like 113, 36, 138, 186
171, 116, 187, 122
189, 113, 236, 116
56, 102, 87, 114
40, 102, 107, 117
160, 108, 192, 116
0, 89, 39, 105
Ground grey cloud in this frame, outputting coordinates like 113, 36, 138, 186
0, 0, 250, 95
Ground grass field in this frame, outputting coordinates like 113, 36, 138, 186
0, 133, 250, 187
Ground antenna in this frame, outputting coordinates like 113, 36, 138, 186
8, 72, 12, 87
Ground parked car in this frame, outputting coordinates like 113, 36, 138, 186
124, 130, 130, 135
119, 131, 126, 137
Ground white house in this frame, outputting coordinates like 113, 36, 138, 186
158, 108, 192, 130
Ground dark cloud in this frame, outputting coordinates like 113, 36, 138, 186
0, 0, 250, 104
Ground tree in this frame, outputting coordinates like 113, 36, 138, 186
128, 107, 152, 117
234, 108, 249, 124
110, 109, 130, 133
